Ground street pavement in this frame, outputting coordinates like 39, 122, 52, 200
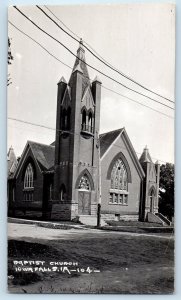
8, 222, 174, 241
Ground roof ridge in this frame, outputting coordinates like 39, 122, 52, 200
28, 140, 55, 148
100, 128, 124, 137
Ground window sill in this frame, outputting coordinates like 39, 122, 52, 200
81, 130, 94, 138
23, 188, 34, 191
108, 202, 128, 206
22, 200, 38, 202
109, 189, 129, 195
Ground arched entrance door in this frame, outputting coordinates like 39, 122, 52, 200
149, 188, 155, 213
78, 174, 91, 215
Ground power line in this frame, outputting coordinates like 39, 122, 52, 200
8, 117, 171, 164
44, 4, 80, 39
13, 6, 174, 111
102, 86, 174, 119
44, 4, 130, 78
8, 20, 174, 120
41, 4, 174, 104
9, 117, 55, 131
8, 21, 72, 70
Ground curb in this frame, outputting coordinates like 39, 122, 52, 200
8, 217, 89, 230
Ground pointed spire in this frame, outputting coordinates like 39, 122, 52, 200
7, 146, 15, 159
58, 76, 67, 85
7, 146, 18, 176
139, 145, 152, 164
77, 38, 85, 59
69, 39, 90, 95
92, 75, 102, 84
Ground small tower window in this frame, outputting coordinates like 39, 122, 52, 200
60, 184, 66, 202
88, 111, 93, 133
81, 108, 94, 134
67, 107, 71, 130
61, 108, 67, 130
82, 109, 87, 131
49, 184, 53, 200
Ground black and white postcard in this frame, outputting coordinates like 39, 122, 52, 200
7, 3, 175, 294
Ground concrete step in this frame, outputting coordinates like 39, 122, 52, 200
79, 215, 107, 227
147, 212, 164, 225
155, 213, 171, 226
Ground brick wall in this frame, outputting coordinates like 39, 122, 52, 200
10, 146, 44, 218
101, 134, 141, 217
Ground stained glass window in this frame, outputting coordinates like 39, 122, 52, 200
23, 163, 34, 201
24, 163, 34, 188
109, 158, 128, 205
78, 175, 90, 190
110, 159, 128, 190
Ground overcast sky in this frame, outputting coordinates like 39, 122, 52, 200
8, 3, 175, 163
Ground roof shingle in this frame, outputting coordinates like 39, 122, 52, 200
100, 128, 123, 157
28, 141, 55, 171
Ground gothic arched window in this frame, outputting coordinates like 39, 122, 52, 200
78, 175, 90, 191
82, 109, 87, 131
62, 108, 67, 130
49, 184, 53, 200
111, 159, 128, 190
149, 187, 156, 213
23, 163, 34, 201
24, 163, 34, 188
109, 158, 128, 205
67, 107, 71, 130
88, 111, 93, 133
60, 184, 66, 202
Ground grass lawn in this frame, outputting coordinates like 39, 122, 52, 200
8, 231, 174, 294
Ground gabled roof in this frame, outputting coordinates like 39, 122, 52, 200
13, 141, 55, 179
51, 128, 124, 159
100, 128, 145, 179
100, 128, 123, 158
61, 85, 71, 108
28, 141, 55, 171
81, 85, 95, 108
18, 127, 144, 178
50, 128, 124, 159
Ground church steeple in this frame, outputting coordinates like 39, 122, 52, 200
69, 39, 90, 96
53, 41, 102, 221
76, 38, 85, 61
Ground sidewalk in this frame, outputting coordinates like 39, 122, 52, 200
8, 217, 174, 235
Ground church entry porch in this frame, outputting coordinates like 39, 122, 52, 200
149, 189, 155, 213
78, 191, 91, 215
77, 173, 92, 215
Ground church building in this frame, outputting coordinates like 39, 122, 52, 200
8, 41, 160, 224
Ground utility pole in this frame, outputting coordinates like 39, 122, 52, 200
97, 132, 101, 228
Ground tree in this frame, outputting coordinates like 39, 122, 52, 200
8, 37, 13, 86
158, 163, 174, 221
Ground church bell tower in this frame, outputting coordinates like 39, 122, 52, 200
52, 40, 102, 220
